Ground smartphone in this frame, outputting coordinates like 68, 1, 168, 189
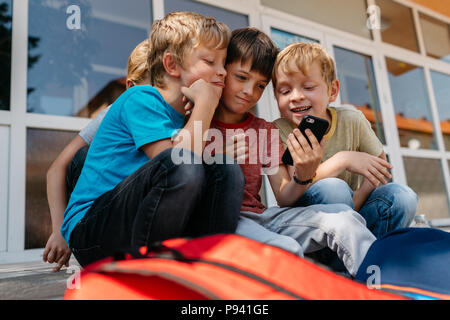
282, 115, 329, 166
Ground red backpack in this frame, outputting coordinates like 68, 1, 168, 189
65, 234, 405, 300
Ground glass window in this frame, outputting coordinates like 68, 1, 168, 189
376, 0, 419, 53
261, 0, 371, 39
26, 129, 78, 249
27, 0, 152, 117
164, 0, 248, 31
0, 0, 12, 111
430, 71, 450, 151
385, 57, 437, 150
271, 28, 319, 50
334, 46, 386, 144
404, 157, 450, 220
419, 13, 450, 63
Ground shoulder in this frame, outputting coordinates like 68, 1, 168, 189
272, 118, 294, 143
123, 85, 164, 104
120, 85, 174, 119
249, 114, 278, 130
333, 105, 369, 129
273, 117, 294, 131
334, 105, 368, 122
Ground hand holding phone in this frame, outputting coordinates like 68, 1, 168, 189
282, 115, 329, 166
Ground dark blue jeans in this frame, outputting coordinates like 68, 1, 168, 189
68, 148, 244, 267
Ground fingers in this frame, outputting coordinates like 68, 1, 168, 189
372, 160, 392, 180
368, 166, 386, 185
374, 156, 393, 170
231, 134, 248, 162
292, 129, 312, 153
53, 251, 71, 272
364, 169, 380, 187
47, 249, 56, 264
42, 245, 50, 263
303, 129, 321, 149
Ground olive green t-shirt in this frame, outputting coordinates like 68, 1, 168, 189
273, 105, 383, 190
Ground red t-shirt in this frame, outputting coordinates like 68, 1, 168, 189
208, 113, 284, 213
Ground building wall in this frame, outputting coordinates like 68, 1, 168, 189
1, 0, 449, 263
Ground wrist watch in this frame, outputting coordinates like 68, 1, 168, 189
293, 173, 316, 185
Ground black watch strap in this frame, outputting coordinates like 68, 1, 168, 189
293, 175, 314, 185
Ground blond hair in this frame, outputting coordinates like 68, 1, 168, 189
273, 42, 336, 94
127, 39, 150, 84
148, 11, 231, 88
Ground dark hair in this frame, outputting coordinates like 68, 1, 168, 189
225, 27, 279, 80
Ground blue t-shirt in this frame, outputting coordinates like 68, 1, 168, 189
61, 85, 185, 244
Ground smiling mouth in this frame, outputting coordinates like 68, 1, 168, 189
236, 96, 250, 103
212, 81, 225, 88
291, 105, 312, 113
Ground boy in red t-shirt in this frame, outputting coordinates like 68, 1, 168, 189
198, 28, 376, 277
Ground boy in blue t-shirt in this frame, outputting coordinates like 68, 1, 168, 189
61, 12, 244, 267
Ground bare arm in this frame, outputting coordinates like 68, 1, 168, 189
269, 129, 323, 207
353, 151, 390, 211
44, 135, 87, 271
315, 150, 392, 186
141, 79, 222, 159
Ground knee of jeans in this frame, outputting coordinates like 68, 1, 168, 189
386, 183, 418, 227
223, 163, 245, 190
266, 236, 303, 257
155, 147, 202, 165
327, 205, 367, 230
313, 178, 354, 207
175, 162, 206, 189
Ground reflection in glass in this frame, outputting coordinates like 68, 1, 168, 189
376, 0, 419, 52
419, 13, 450, 63
0, 0, 12, 111
27, 0, 152, 118
334, 46, 385, 144
261, 0, 371, 39
430, 71, 450, 151
404, 157, 449, 220
385, 57, 437, 150
271, 28, 319, 50
26, 129, 77, 249
164, 0, 248, 31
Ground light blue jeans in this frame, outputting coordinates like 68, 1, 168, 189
295, 178, 418, 238
236, 203, 376, 276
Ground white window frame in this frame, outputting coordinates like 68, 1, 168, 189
1, 0, 156, 263
258, 0, 450, 219
1, 0, 261, 263
0, 126, 9, 253
2, 0, 450, 263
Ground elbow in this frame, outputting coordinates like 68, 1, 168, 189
46, 160, 60, 183
277, 198, 293, 208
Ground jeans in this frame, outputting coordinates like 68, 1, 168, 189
295, 178, 417, 238
237, 204, 376, 277
68, 148, 245, 267
295, 178, 417, 273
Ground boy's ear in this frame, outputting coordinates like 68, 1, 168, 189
162, 52, 181, 78
328, 79, 340, 102
126, 79, 135, 89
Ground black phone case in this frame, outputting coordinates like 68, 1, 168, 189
282, 115, 329, 166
